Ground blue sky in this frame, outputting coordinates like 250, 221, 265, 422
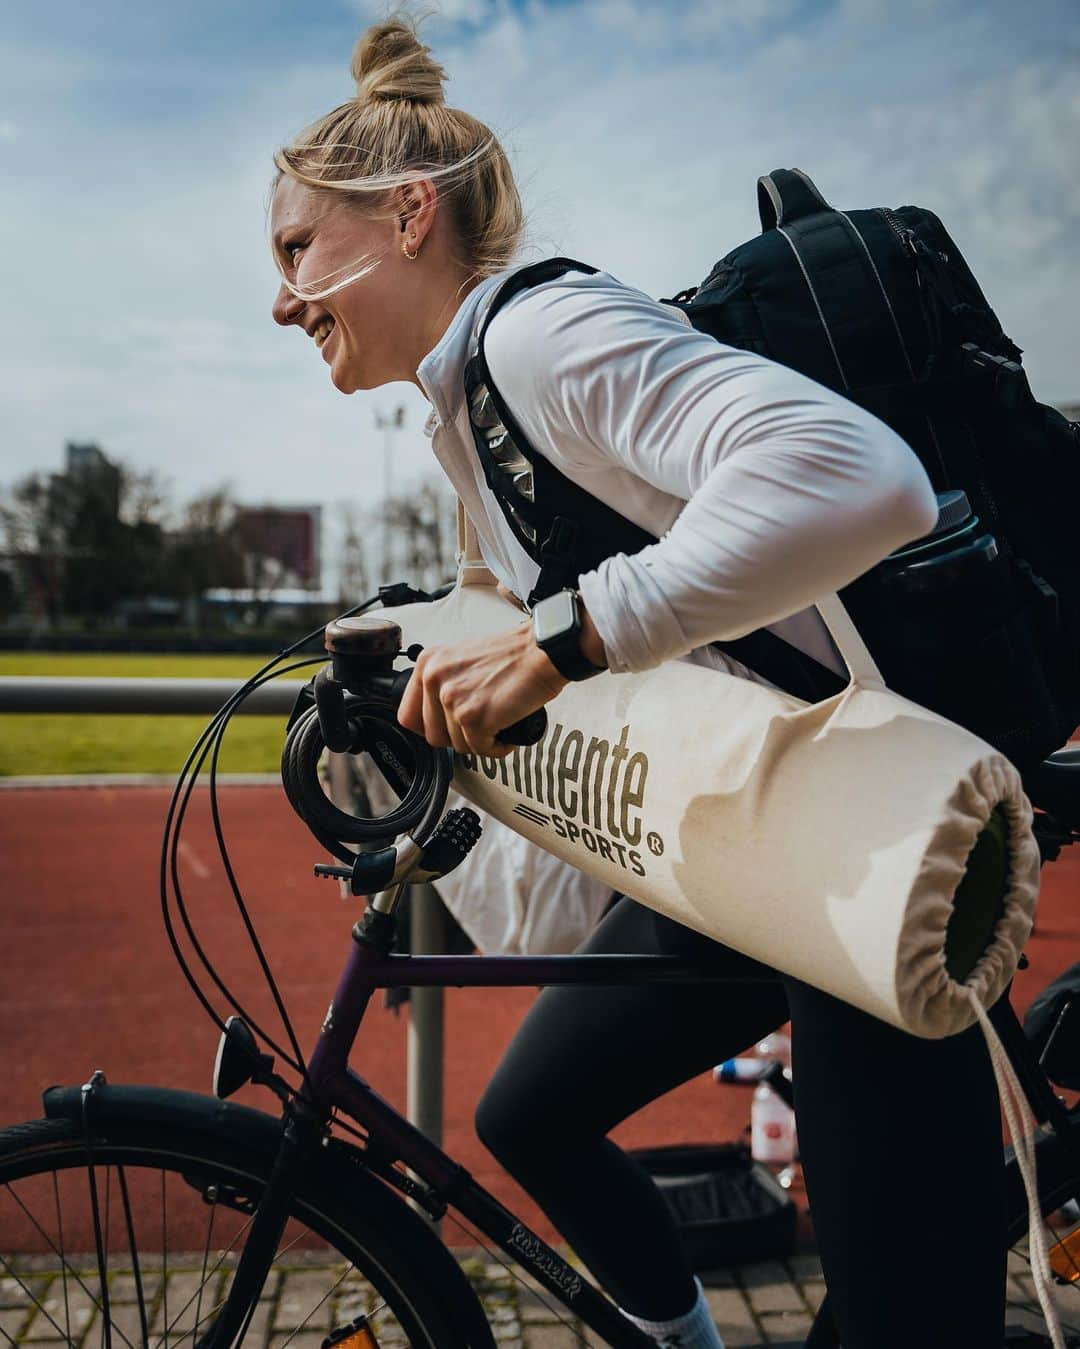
1, 0, 1077, 560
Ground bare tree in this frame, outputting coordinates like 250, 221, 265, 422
166, 486, 247, 619
0, 459, 172, 626
0, 473, 70, 625
379, 478, 457, 592
337, 502, 370, 607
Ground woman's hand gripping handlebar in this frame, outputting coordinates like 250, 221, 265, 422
279, 614, 549, 896
394, 619, 564, 758
323, 615, 550, 752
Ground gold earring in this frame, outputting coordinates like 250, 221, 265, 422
403, 239, 419, 261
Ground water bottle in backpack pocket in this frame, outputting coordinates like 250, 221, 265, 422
841, 490, 1062, 771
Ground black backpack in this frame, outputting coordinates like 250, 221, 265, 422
463, 168, 1080, 772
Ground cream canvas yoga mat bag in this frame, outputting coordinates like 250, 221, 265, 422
383, 513, 1064, 1338
379, 507, 1041, 1041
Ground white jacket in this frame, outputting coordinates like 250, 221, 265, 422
412, 261, 940, 952
418, 262, 939, 681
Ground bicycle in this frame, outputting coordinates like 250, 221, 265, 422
2, 598, 1079, 1348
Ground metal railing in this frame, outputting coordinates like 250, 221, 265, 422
0, 674, 446, 1145
0, 675, 304, 715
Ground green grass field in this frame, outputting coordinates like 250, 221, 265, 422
0, 652, 309, 777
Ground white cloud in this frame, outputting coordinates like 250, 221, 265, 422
342, 0, 503, 27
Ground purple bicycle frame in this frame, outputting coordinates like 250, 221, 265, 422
302, 930, 763, 1347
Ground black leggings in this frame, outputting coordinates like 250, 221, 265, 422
475, 896, 1007, 1348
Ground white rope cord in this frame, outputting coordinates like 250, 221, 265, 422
967, 987, 1065, 1348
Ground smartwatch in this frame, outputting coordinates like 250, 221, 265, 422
532, 589, 607, 681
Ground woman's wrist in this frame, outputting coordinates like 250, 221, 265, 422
530, 590, 608, 680
577, 599, 608, 669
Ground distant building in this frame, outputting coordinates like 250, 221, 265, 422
234, 504, 322, 592
64, 442, 121, 519
65, 442, 111, 474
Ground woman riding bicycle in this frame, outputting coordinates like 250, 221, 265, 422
269, 16, 1008, 1347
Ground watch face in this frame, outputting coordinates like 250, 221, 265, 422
534, 590, 578, 645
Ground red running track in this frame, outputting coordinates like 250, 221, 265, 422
1, 782, 1077, 1252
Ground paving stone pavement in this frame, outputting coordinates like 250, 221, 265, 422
0, 1247, 1068, 1346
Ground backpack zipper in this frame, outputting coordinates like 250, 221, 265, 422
878, 207, 917, 255
874, 208, 950, 483
878, 211, 1006, 532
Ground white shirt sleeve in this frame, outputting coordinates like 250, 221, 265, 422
484, 274, 940, 673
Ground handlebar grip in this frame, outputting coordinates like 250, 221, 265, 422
495, 708, 548, 747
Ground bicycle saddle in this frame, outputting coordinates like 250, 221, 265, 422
1023, 747, 1080, 829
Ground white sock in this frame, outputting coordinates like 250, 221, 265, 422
621, 1277, 725, 1348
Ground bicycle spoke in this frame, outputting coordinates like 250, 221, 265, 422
3, 1183, 140, 1349
152, 1212, 256, 1349
116, 1166, 150, 1349
273, 1264, 352, 1349
0, 1254, 75, 1344
160, 1223, 310, 1349
83, 1144, 114, 1349
191, 1199, 216, 1349
185, 1294, 230, 1342
1, 1130, 465, 1349
53, 1168, 73, 1346
102, 1165, 112, 1349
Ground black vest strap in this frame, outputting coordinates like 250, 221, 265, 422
715, 629, 847, 703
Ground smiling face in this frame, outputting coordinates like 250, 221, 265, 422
270, 174, 477, 395
271, 176, 407, 393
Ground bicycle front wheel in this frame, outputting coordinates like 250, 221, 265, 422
0, 1115, 496, 1349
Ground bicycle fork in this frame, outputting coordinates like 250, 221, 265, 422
197, 1105, 324, 1349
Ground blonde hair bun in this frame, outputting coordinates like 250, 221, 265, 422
275, 14, 524, 284
352, 18, 448, 106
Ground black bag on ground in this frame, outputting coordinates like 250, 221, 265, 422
465, 168, 1080, 771
628, 1143, 796, 1270
1024, 961, 1080, 1091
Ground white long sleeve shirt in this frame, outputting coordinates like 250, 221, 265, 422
417, 262, 939, 682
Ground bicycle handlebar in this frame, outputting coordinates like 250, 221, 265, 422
280, 613, 548, 873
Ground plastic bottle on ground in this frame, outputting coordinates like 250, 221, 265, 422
748, 1032, 797, 1190
751, 1080, 796, 1171
713, 1056, 772, 1084
755, 1030, 792, 1068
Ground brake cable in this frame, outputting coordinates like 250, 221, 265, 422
160, 595, 383, 1087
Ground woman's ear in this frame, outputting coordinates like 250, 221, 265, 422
398, 178, 439, 247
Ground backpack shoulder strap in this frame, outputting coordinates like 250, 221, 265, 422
464, 258, 847, 701
470, 257, 599, 488
466, 257, 656, 603
477, 256, 599, 349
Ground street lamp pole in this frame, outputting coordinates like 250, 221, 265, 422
375, 405, 405, 584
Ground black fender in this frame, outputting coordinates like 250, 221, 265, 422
44, 1081, 294, 1154
40, 1081, 495, 1347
